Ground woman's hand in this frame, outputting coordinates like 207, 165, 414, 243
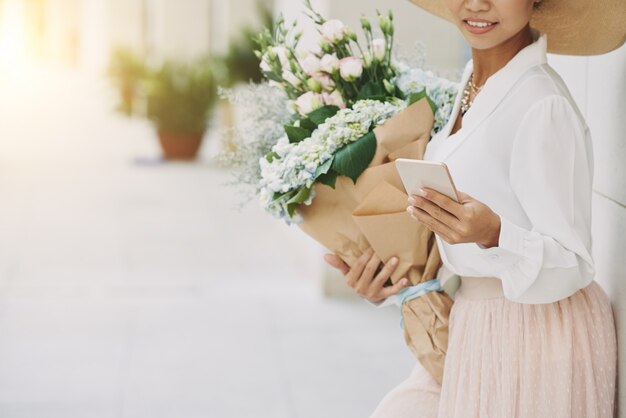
323, 248, 410, 303
407, 188, 501, 248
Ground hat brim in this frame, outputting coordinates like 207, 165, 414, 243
409, 0, 626, 56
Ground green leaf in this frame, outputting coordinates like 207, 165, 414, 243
314, 156, 334, 178
356, 80, 387, 101
426, 96, 438, 114
287, 186, 312, 205
265, 151, 280, 162
299, 117, 318, 131
317, 170, 338, 188
284, 125, 311, 143
286, 186, 312, 217
331, 131, 377, 184
408, 89, 438, 114
272, 189, 295, 202
307, 105, 340, 125
407, 89, 427, 105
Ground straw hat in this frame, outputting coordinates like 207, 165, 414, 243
409, 0, 626, 55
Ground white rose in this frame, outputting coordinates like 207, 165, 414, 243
339, 57, 363, 81
321, 19, 347, 43
282, 70, 302, 87
300, 54, 321, 75
322, 90, 346, 109
295, 92, 324, 116
372, 38, 386, 61
319, 54, 339, 73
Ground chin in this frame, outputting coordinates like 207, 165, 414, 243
463, 36, 500, 50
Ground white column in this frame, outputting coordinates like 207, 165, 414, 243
79, 0, 107, 72
549, 43, 626, 417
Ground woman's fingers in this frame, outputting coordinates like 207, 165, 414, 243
323, 249, 411, 304
345, 248, 374, 286
355, 253, 381, 290
409, 195, 461, 229
371, 256, 399, 288
418, 188, 464, 218
381, 277, 411, 299
323, 253, 349, 275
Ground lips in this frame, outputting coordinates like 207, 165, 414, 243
463, 18, 498, 34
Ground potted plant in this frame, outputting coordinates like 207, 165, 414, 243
144, 58, 217, 160
108, 50, 217, 160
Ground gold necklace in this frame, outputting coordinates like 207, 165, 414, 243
460, 73, 484, 116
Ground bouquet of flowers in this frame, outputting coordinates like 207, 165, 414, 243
220, 1, 458, 384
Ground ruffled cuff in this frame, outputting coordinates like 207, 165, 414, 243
475, 214, 544, 300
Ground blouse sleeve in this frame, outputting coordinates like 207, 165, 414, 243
474, 94, 595, 304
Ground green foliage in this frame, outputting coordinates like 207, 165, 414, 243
407, 89, 438, 114
330, 131, 377, 183
307, 105, 340, 126
145, 58, 217, 134
284, 125, 312, 143
108, 49, 217, 135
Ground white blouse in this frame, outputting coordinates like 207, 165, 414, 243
376, 30, 595, 306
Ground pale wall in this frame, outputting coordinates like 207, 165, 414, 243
549, 44, 626, 418
274, 0, 466, 75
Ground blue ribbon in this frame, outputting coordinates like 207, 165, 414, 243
397, 278, 443, 328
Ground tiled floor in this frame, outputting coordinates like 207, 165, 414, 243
0, 68, 416, 418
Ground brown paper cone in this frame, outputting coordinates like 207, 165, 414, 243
296, 98, 452, 384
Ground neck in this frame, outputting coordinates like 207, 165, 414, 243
471, 25, 534, 87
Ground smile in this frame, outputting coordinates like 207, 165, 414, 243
463, 19, 498, 34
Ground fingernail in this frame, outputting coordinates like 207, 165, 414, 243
418, 188, 427, 196
406, 206, 413, 214
389, 257, 398, 265
401, 278, 409, 285
408, 197, 416, 205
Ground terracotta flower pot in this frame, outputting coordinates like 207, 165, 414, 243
157, 131, 204, 160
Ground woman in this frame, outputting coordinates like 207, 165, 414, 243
324, 0, 624, 416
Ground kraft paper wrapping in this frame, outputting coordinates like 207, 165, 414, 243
297, 98, 453, 384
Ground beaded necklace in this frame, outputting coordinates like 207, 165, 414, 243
460, 73, 484, 116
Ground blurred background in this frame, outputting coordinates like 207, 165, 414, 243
0, 0, 623, 417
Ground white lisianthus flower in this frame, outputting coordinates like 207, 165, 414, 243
321, 19, 347, 43
282, 70, 302, 87
300, 54, 321, 75
260, 57, 272, 72
312, 72, 335, 91
339, 57, 363, 81
322, 90, 346, 109
372, 38, 386, 61
272, 46, 290, 70
320, 54, 340, 73
295, 91, 324, 115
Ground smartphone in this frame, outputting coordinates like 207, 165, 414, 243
395, 158, 460, 202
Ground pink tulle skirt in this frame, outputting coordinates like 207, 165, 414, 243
371, 278, 617, 418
